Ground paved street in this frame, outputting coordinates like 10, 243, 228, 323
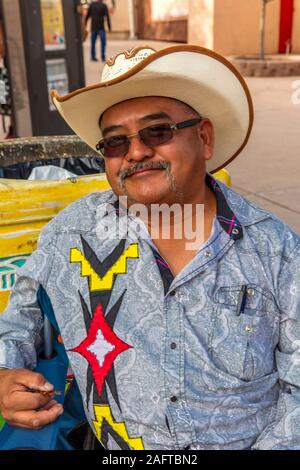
2, 37, 300, 233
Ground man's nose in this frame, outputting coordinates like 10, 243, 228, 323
125, 135, 155, 162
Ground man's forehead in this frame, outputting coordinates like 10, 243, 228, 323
102, 96, 180, 116
100, 96, 188, 127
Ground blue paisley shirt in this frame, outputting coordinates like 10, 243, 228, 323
1, 174, 300, 450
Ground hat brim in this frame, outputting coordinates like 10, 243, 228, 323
52, 45, 253, 173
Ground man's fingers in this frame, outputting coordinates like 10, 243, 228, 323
4, 401, 59, 429
5, 403, 64, 429
0, 368, 61, 431
15, 369, 54, 393
4, 390, 53, 412
39, 399, 58, 411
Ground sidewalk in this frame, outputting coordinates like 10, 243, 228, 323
227, 74, 300, 235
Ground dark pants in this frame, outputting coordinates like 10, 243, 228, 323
91, 29, 107, 61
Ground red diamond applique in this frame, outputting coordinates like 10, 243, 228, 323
69, 304, 132, 395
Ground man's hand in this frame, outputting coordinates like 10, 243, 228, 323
0, 368, 64, 429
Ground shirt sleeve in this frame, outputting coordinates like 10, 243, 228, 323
0, 228, 57, 371
253, 241, 300, 449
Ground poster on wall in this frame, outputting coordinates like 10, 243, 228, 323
151, 0, 188, 21
46, 59, 69, 111
41, 0, 66, 51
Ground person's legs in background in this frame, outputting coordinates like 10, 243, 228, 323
91, 30, 99, 61
99, 29, 107, 62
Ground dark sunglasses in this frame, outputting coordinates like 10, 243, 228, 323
96, 117, 202, 158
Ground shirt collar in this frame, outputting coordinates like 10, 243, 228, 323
206, 173, 243, 240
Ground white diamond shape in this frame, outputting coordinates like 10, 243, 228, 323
87, 329, 115, 367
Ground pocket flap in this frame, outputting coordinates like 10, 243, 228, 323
214, 285, 278, 315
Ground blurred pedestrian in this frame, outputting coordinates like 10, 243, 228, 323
85, 0, 111, 63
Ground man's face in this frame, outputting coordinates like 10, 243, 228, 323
100, 97, 214, 206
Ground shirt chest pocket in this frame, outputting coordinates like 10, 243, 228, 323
211, 285, 280, 381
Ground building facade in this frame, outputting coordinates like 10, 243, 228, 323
188, 0, 299, 55
135, 0, 188, 42
108, 0, 300, 55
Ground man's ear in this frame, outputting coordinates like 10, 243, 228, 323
198, 119, 214, 161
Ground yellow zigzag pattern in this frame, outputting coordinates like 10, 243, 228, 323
70, 243, 139, 291
92, 404, 144, 450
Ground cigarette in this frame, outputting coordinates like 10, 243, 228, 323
27, 388, 61, 397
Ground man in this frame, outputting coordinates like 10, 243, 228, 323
0, 45, 300, 450
85, 0, 111, 62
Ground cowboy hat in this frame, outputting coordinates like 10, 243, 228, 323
52, 45, 253, 173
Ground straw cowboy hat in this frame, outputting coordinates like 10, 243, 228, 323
52, 45, 253, 173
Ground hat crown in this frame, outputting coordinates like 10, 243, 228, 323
101, 46, 156, 82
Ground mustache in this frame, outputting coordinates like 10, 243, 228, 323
118, 161, 170, 182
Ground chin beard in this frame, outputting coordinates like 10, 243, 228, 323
118, 165, 184, 205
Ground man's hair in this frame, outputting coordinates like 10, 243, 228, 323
98, 97, 200, 129
175, 100, 200, 118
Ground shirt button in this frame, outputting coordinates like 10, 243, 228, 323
204, 250, 211, 258
232, 228, 239, 235
170, 342, 177, 349
169, 290, 176, 296
170, 396, 178, 402
245, 325, 253, 333
247, 288, 255, 296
